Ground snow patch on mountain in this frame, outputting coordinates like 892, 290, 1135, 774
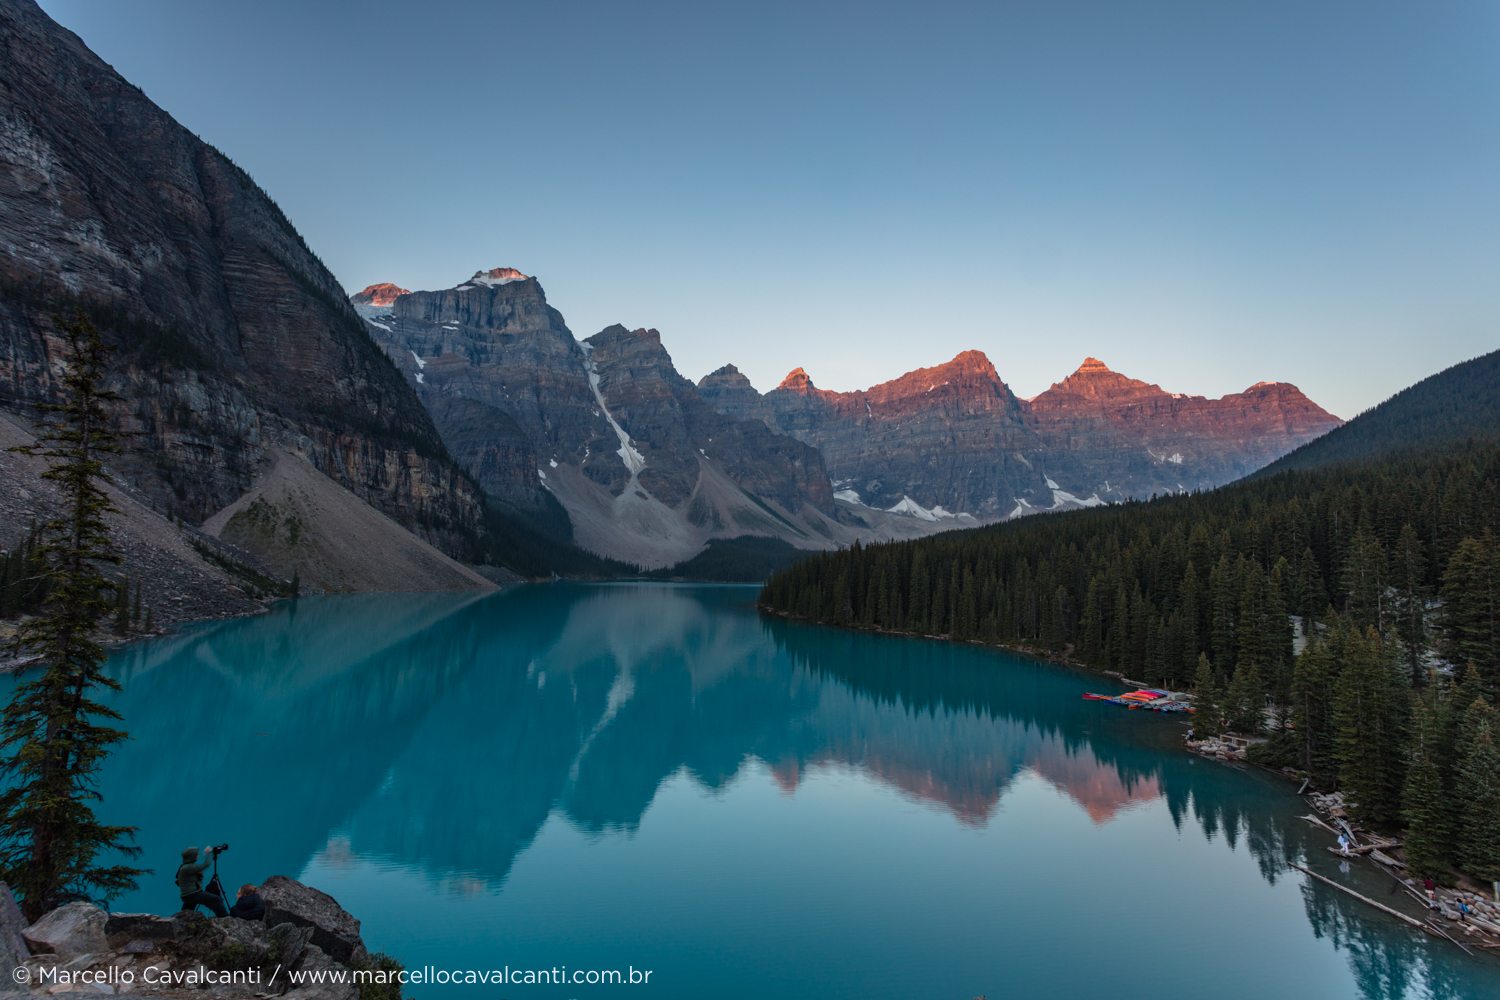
580, 342, 647, 478
1050, 488, 1107, 510
886, 496, 972, 522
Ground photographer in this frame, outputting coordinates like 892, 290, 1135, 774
230, 883, 266, 921
176, 844, 229, 917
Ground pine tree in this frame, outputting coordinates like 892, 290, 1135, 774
1401, 699, 1452, 877
1209, 557, 1237, 669
1226, 660, 1265, 734
1441, 534, 1499, 688
1193, 654, 1224, 738
907, 549, 929, 634
1332, 626, 1409, 826
1340, 528, 1386, 632
1177, 564, 1201, 671
1265, 558, 1295, 701
1391, 523, 1428, 684
1454, 665, 1487, 723
0, 314, 144, 918
1455, 713, 1500, 882
1079, 577, 1104, 663
1291, 638, 1339, 782
1295, 548, 1327, 629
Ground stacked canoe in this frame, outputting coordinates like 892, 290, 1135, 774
1083, 688, 1193, 713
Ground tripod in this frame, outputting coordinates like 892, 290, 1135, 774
204, 847, 231, 915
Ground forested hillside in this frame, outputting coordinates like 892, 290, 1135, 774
1263, 348, 1500, 474
761, 442, 1500, 881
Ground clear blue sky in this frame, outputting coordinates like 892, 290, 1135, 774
37, 0, 1500, 417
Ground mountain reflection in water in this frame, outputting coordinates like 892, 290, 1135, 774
38, 583, 1496, 1000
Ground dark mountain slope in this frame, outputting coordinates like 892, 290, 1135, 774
1260, 347, 1500, 475
0, 0, 482, 556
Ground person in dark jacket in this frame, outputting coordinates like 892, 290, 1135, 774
176, 845, 228, 917
230, 883, 266, 921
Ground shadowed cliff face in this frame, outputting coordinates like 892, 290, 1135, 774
0, 0, 482, 551
378, 272, 604, 509
699, 352, 1341, 517
356, 275, 844, 566
583, 325, 833, 513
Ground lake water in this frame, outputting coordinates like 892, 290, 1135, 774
9, 583, 1498, 998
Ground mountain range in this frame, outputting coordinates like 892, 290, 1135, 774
1, 0, 1342, 591
353, 270, 1339, 566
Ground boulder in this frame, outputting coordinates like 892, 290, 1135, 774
21, 902, 106, 960
281, 945, 359, 1000
161, 913, 282, 976
260, 877, 366, 965
266, 922, 313, 971
0, 883, 29, 977
102, 913, 177, 950
8, 881, 384, 999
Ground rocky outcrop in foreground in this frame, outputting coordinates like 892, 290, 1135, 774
2, 878, 392, 1000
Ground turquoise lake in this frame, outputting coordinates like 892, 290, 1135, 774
10, 583, 1499, 998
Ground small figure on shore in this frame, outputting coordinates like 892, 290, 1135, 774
1337, 833, 1351, 857
176, 845, 228, 917
1458, 895, 1472, 922
230, 882, 266, 920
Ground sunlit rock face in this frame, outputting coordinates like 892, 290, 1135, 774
0, 0, 483, 552
350, 282, 411, 308
750, 351, 1035, 518
699, 353, 1341, 518
1026, 357, 1342, 501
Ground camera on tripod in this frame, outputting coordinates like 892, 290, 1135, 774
209, 843, 229, 856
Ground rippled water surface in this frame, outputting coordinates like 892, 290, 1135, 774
14, 583, 1499, 998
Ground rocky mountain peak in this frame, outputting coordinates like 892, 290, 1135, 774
457, 267, 531, 289
779, 367, 815, 392
925, 349, 1004, 385
696, 364, 766, 424
1244, 380, 1302, 394
699, 363, 757, 393
1231, 380, 1338, 417
350, 282, 410, 307
866, 350, 1011, 406
587, 325, 666, 352
1040, 359, 1163, 403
